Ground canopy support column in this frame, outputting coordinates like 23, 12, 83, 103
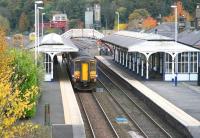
126, 52, 128, 68
113, 46, 116, 61
122, 51, 125, 66
171, 53, 177, 80
50, 53, 55, 81
129, 54, 132, 70
115, 49, 119, 62
132, 53, 135, 71
137, 54, 139, 74
146, 61, 149, 79
144, 53, 151, 80
141, 60, 144, 77
119, 51, 121, 64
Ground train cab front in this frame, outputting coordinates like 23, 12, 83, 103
72, 59, 97, 91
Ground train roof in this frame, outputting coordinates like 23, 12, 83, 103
70, 52, 95, 61
74, 55, 95, 61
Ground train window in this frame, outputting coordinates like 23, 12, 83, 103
75, 61, 80, 71
90, 61, 96, 71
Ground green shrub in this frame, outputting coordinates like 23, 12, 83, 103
9, 48, 43, 118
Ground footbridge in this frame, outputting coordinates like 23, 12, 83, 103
62, 29, 104, 39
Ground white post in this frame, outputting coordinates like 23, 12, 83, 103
160, 57, 162, 74
37, 7, 43, 55
50, 54, 54, 80
141, 60, 144, 77
146, 61, 149, 79
37, 8, 39, 55
175, 7, 178, 43
171, 5, 178, 42
121, 51, 123, 65
115, 12, 119, 31
129, 55, 131, 69
122, 52, 125, 66
118, 50, 120, 63
34, 3, 37, 65
42, 13, 45, 38
114, 48, 115, 61
126, 52, 128, 67
132, 53, 135, 71
115, 48, 118, 62
172, 57, 175, 79
137, 58, 139, 74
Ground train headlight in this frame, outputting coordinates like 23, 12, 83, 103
74, 71, 80, 79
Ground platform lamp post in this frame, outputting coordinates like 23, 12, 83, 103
42, 13, 45, 38
115, 11, 119, 31
35, 0, 43, 65
171, 5, 178, 85
171, 5, 178, 42
37, 7, 44, 55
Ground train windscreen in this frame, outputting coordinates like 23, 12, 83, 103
90, 61, 96, 71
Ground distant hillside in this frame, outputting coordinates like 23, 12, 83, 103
0, 0, 199, 32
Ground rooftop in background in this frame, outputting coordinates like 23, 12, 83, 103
101, 31, 199, 53
178, 30, 200, 49
146, 22, 200, 49
146, 22, 175, 38
115, 31, 173, 41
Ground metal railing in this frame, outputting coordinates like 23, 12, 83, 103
62, 29, 104, 39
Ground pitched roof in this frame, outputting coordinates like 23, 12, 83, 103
101, 31, 200, 54
26, 33, 79, 53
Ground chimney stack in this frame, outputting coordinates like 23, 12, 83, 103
178, 15, 186, 33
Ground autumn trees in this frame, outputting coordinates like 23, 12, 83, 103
0, 15, 10, 34
0, 28, 42, 137
127, 9, 157, 30
163, 1, 192, 22
0, 0, 198, 32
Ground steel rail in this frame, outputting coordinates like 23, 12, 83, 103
78, 92, 119, 138
98, 78, 148, 138
98, 66, 173, 138
92, 93, 119, 138
77, 93, 96, 138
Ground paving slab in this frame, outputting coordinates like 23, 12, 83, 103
31, 63, 65, 125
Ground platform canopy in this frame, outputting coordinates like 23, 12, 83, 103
27, 33, 78, 53
101, 31, 200, 57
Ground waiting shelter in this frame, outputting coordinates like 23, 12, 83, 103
27, 33, 78, 81
101, 31, 200, 81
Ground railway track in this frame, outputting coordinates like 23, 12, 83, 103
97, 66, 176, 138
77, 92, 119, 138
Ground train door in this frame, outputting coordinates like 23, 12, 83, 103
81, 63, 89, 81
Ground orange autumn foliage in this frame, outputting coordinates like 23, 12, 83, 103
163, 1, 192, 22
142, 16, 157, 30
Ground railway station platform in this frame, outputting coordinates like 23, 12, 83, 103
32, 56, 85, 138
95, 56, 200, 138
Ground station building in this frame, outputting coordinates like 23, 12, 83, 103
101, 31, 200, 81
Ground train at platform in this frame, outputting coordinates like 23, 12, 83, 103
65, 52, 97, 91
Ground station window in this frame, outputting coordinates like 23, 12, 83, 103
176, 52, 198, 73
177, 52, 189, 73
165, 53, 172, 73
44, 54, 52, 74
75, 61, 80, 71
190, 52, 198, 73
